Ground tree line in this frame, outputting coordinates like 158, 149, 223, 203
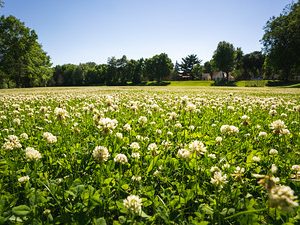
0, 1, 299, 88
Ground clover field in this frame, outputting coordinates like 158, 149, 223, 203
0, 86, 300, 225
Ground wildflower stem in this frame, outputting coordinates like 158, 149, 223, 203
225, 208, 267, 219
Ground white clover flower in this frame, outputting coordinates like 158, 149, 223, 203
13, 118, 21, 125
174, 122, 182, 129
161, 140, 172, 148
131, 175, 142, 182
215, 136, 222, 144
293, 105, 300, 112
20, 133, 29, 140
18, 175, 30, 183
138, 116, 147, 125
131, 152, 140, 159
220, 125, 239, 135
269, 148, 278, 155
147, 143, 158, 151
235, 166, 245, 174
43, 209, 51, 215
211, 171, 228, 187
270, 120, 286, 134
130, 142, 140, 150
232, 166, 245, 180
156, 129, 162, 134
258, 131, 267, 137
123, 195, 142, 214
40, 106, 48, 113
105, 95, 114, 106
114, 153, 128, 164
241, 115, 249, 120
153, 170, 161, 176
222, 163, 231, 169
186, 102, 196, 112
208, 153, 216, 159
269, 109, 277, 116
271, 164, 278, 174
188, 140, 207, 155
2, 135, 22, 150
54, 107, 69, 120
269, 185, 298, 211
43, 132, 57, 144
150, 121, 156, 126
291, 165, 300, 171
180, 95, 189, 105
167, 131, 173, 136
93, 146, 110, 162
168, 112, 177, 120
210, 166, 220, 173
227, 106, 235, 111
281, 113, 288, 118
189, 125, 195, 130
25, 147, 42, 161
177, 149, 191, 159
97, 117, 118, 133
281, 128, 290, 135
115, 132, 123, 139
252, 156, 261, 162
0, 115, 7, 120
136, 135, 142, 140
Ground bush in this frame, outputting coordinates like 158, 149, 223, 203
212, 79, 236, 86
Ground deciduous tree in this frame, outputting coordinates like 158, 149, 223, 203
0, 15, 52, 87
262, 1, 300, 80
145, 53, 173, 82
212, 41, 235, 81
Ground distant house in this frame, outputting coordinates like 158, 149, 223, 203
202, 73, 211, 80
213, 71, 235, 81
177, 72, 192, 80
212, 71, 224, 80
228, 75, 235, 81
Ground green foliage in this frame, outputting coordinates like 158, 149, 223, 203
0, 87, 299, 224
241, 51, 265, 80
203, 61, 213, 74
169, 80, 214, 86
262, 1, 300, 80
212, 41, 235, 80
179, 54, 202, 79
145, 53, 173, 82
0, 15, 52, 88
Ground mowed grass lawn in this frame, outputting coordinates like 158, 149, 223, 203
168, 80, 214, 86
168, 80, 300, 88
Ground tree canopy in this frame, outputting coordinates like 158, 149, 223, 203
179, 54, 201, 79
0, 15, 52, 88
262, 1, 300, 80
212, 41, 235, 80
145, 53, 173, 82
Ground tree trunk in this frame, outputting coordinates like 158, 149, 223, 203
226, 71, 229, 82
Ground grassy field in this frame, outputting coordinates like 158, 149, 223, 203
0, 86, 299, 224
167, 80, 300, 88
168, 80, 214, 86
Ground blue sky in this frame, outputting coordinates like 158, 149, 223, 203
1, 0, 293, 65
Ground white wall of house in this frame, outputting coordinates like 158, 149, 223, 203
202, 73, 211, 80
